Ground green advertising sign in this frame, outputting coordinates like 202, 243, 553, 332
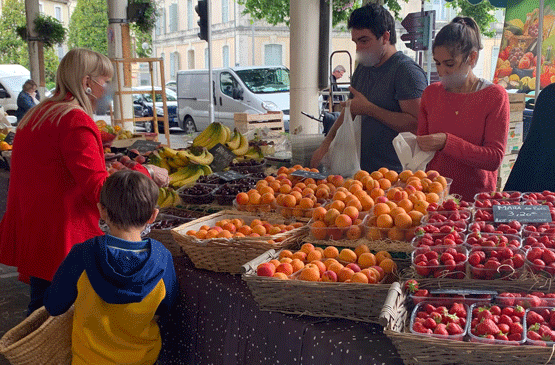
494, 0, 555, 92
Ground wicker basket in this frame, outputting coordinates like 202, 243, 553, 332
380, 282, 555, 365
0, 306, 73, 365
304, 236, 414, 252
171, 210, 307, 273
242, 249, 397, 323
147, 213, 205, 256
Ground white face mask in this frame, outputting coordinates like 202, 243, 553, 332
356, 41, 384, 67
440, 57, 471, 90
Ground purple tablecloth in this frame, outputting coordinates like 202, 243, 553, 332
158, 255, 403, 365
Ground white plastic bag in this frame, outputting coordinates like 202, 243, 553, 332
392, 132, 435, 172
322, 101, 361, 177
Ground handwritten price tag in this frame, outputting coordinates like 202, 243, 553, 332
493, 205, 552, 223
290, 170, 327, 181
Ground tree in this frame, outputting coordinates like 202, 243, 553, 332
68, 0, 109, 54
237, 0, 497, 37
446, 0, 498, 38
0, 0, 62, 85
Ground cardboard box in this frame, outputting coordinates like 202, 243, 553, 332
496, 153, 519, 191
505, 121, 523, 155
509, 110, 523, 122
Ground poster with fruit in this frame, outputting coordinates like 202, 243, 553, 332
494, 0, 555, 92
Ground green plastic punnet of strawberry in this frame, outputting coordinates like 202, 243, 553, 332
404, 279, 419, 294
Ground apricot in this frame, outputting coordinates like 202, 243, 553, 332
290, 259, 305, 273
272, 272, 289, 280
358, 252, 377, 268
337, 267, 355, 282
379, 258, 397, 274
351, 272, 369, 284
328, 262, 344, 274
323, 246, 339, 259
354, 244, 370, 257
346, 225, 362, 240
335, 214, 353, 228
376, 214, 394, 229
292, 251, 307, 261
236, 192, 249, 205
338, 248, 357, 263
298, 266, 321, 281
310, 260, 327, 275
276, 262, 294, 275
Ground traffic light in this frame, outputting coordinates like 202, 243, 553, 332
195, 0, 208, 41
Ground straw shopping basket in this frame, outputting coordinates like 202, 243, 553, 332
242, 248, 400, 323
0, 306, 73, 365
171, 210, 307, 274
380, 280, 555, 365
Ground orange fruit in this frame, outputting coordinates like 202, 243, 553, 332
312, 206, 327, 221
351, 272, 369, 283
413, 170, 427, 179
426, 192, 440, 204
375, 251, 392, 264
282, 194, 297, 208
394, 213, 413, 229
279, 250, 293, 259
301, 243, 315, 254
366, 226, 384, 240
373, 202, 391, 216
389, 207, 406, 217
236, 192, 249, 205
310, 260, 327, 275
428, 181, 444, 194
323, 246, 339, 259
343, 206, 360, 221
413, 200, 430, 214
299, 266, 321, 281
335, 214, 353, 228
359, 195, 375, 211
379, 258, 397, 274
376, 214, 394, 229
329, 199, 346, 212
358, 252, 377, 268
261, 192, 275, 205
408, 210, 424, 226
378, 167, 390, 175
378, 178, 392, 190
346, 198, 363, 212
299, 197, 315, 209
399, 170, 413, 182
338, 248, 357, 263
434, 176, 448, 189
291, 259, 305, 272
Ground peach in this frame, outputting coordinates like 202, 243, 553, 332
276, 262, 294, 275
351, 272, 369, 283
321, 270, 338, 282
346, 263, 361, 273
272, 272, 289, 280
337, 267, 355, 282
257, 262, 276, 277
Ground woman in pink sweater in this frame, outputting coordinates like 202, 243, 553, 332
416, 17, 509, 201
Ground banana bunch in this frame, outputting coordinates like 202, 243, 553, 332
155, 146, 190, 171
117, 130, 134, 140
192, 122, 230, 150
181, 146, 214, 165
157, 187, 182, 208
243, 146, 264, 160
169, 164, 213, 188
231, 133, 249, 156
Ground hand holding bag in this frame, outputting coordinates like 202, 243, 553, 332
322, 100, 361, 177
392, 132, 435, 172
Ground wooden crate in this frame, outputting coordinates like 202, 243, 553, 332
508, 92, 525, 112
234, 111, 284, 134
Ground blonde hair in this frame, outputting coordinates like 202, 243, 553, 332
18, 48, 113, 131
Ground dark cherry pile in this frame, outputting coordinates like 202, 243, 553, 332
150, 217, 190, 229
159, 208, 204, 219
230, 159, 266, 167
196, 175, 222, 184
214, 184, 249, 205
179, 184, 216, 204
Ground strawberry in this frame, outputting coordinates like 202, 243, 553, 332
477, 308, 493, 321
514, 305, 525, 318
498, 323, 510, 334
497, 293, 515, 306
527, 311, 545, 326
498, 314, 513, 326
496, 333, 509, 341
550, 310, 555, 328
434, 323, 449, 335
475, 319, 500, 336
413, 321, 432, 334
423, 317, 438, 329
423, 303, 436, 314
412, 289, 429, 303
527, 330, 542, 341
446, 322, 464, 335
449, 302, 467, 318
430, 312, 443, 324
490, 305, 502, 315
404, 279, 419, 294
508, 333, 522, 342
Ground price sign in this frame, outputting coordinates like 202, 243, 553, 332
3, 131, 15, 145
129, 140, 161, 153
209, 143, 236, 172
493, 204, 552, 223
291, 170, 327, 181
213, 170, 245, 182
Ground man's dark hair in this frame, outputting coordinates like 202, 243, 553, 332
99, 170, 159, 229
348, 3, 397, 45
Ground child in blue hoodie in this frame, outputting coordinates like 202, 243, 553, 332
45, 169, 177, 365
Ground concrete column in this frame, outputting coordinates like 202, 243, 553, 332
289, 0, 320, 135
107, 0, 134, 131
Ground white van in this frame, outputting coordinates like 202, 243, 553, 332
176, 66, 290, 133
0, 65, 31, 116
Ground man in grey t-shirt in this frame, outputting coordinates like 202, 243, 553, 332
311, 3, 427, 174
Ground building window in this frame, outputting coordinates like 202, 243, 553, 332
424, 0, 455, 22
223, 45, 229, 67
264, 44, 282, 65
162, 8, 167, 34
55, 6, 62, 22
222, 0, 229, 23
205, 48, 209, 68
170, 52, 180, 79
169, 3, 178, 33
39, 2, 43, 13
188, 50, 194, 69
187, 0, 193, 29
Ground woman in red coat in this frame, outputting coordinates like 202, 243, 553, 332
0, 49, 151, 315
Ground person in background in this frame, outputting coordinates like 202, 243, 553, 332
0, 48, 168, 316
503, 83, 555, 192
416, 17, 509, 201
45, 170, 177, 365
331, 65, 346, 98
15, 79, 39, 124
311, 3, 427, 173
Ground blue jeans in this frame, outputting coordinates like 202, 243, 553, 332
27, 276, 51, 316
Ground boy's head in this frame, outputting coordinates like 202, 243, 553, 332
99, 170, 159, 230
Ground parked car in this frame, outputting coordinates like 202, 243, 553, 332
132, 86, 179, 132
166, 80, 177, 92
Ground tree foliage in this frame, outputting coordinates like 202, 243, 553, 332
0, 0, 61, 84
446, 0, 498, 38
68, 0, 109, 54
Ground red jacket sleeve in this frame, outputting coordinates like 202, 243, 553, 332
441, 86, 509, 171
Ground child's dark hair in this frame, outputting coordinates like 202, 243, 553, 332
433, 17, 482, 61
99, 170, 159, 229
348, 3, 397, 45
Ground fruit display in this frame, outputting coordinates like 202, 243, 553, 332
184, 217, 303, 240
525, 307, 555, 346
497, 292, 555, 308
193, 122, 250, 156
469, 304, 525, 344
468, 220, 522, 235
157, 207, 206, 220
526, 247, 555, 277
411, 231, 465, 248
412, 245, 467, 278
408, 288, 493, 306
256, 243, 396, 284
157, 187, 182, 208
410, 301, 468, 339
424, 209, 472, 224
229, 157, 266, 174
523, 191, 555, 202
426, 198, 472, 212
523, 234, 555, 250
150, 215, 191, 230
474, 191, 521, 203
468, 246, 525, 280
179, 184, 217, 204
106, 152, 146, 175
466, 232, 522, 249
523, 222, 555, 236
169, 164, 213, 189
213, 184, 251, 206
415, 221, 467, 235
